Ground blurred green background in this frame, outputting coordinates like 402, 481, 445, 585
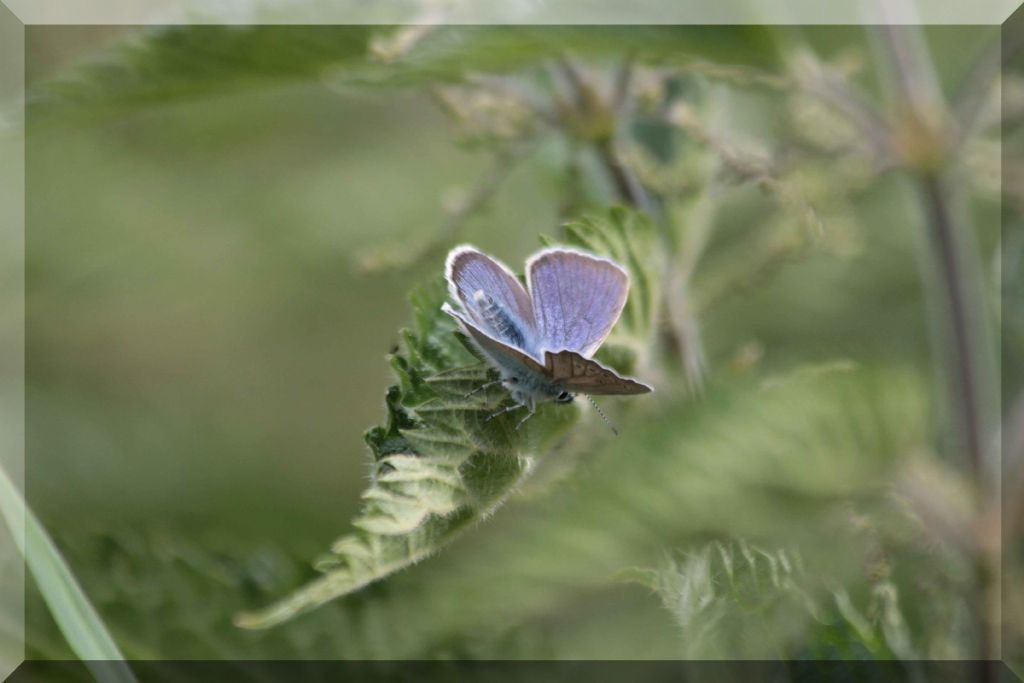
17, 22, 1015, 667
26, 27, 560, 551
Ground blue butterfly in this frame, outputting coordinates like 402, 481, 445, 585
442, 245, 652, 431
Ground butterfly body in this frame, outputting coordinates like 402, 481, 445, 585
443, 244, 651, 428
501, 354, 574, 409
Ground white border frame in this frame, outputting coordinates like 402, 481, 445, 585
0, 0, 1021, 26
0, 1, 1018, 679
0, 3, 23, 681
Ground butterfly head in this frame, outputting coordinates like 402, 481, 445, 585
554, 390, 575, 404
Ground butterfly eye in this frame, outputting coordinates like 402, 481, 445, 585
556, 391, 574, 403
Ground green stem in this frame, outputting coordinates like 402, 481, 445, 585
874, 21, 997, 672
917, 174, 986, 483
555, 56, 651, 213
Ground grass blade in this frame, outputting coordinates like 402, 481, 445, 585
0, 464, 136, 683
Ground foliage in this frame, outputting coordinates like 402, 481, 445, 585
623, 538, 918, 660
0, 466, 135, 682
236, 208, 660, 629
28, 25, 779, 121
19, 18, 1010, 670
28, 362, 936, 662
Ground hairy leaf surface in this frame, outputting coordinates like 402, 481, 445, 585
236, 209, 660, 629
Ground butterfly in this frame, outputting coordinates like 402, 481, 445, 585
442, 244, 652, 432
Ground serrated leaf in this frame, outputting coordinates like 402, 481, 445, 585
31, 359, 938, 660
29, 25, 782, 120
353, 512, 427, 537
236, 209, 661, 629
400, 427, 477, 462
363, 385, 417, 460
285, 363, 929, 661
625, 539, 823, 658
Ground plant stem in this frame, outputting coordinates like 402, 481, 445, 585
951, 30, 1024, 147
873, 20, 997, 671
555, 56, 651, 212
603, 56, 652, 212
789, 51, 893, 164
596, 140, 648, 210
917, 174, 985, 484
919, 172, 1001, 676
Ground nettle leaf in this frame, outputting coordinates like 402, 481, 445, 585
24, 522, 365, 662
339, 25, 781, 88
236, 213, 656, 629
543, 206, 664, 373
29, 25, 780, 120
307, 363, 931, 659
233, 284, 533, 629
28, 25, 376, 120
621, 539, 822, 659
623, 537, 918, 660
33, 363, 931, 659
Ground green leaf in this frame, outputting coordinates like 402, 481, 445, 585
340, 25, 782, 87
621, 539, 823, 659
0, 465, 137, 682
235, 209, 659, 630
29, 25, 781, 120
236, 209, 663, 629
623, 536, 920, 660
28, 363, 933, 660
28, 25, 374, 120
287, 362, 931, 659
554, 206, 664, 373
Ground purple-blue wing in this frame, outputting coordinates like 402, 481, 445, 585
445, 245, 536, 352
526, 248, 629, 358
442, 303, 547, 374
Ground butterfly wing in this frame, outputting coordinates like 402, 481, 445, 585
443, 303, 547, 379
527, 248, 629, 358
446, 245, 536, 352
545, 349, 652, 395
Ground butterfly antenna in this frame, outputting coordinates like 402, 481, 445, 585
585, 394, 619, 436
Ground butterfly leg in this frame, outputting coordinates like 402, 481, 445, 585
513, 403, 536, 432
464, 378, 504, 400
484, 402, 524, 423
